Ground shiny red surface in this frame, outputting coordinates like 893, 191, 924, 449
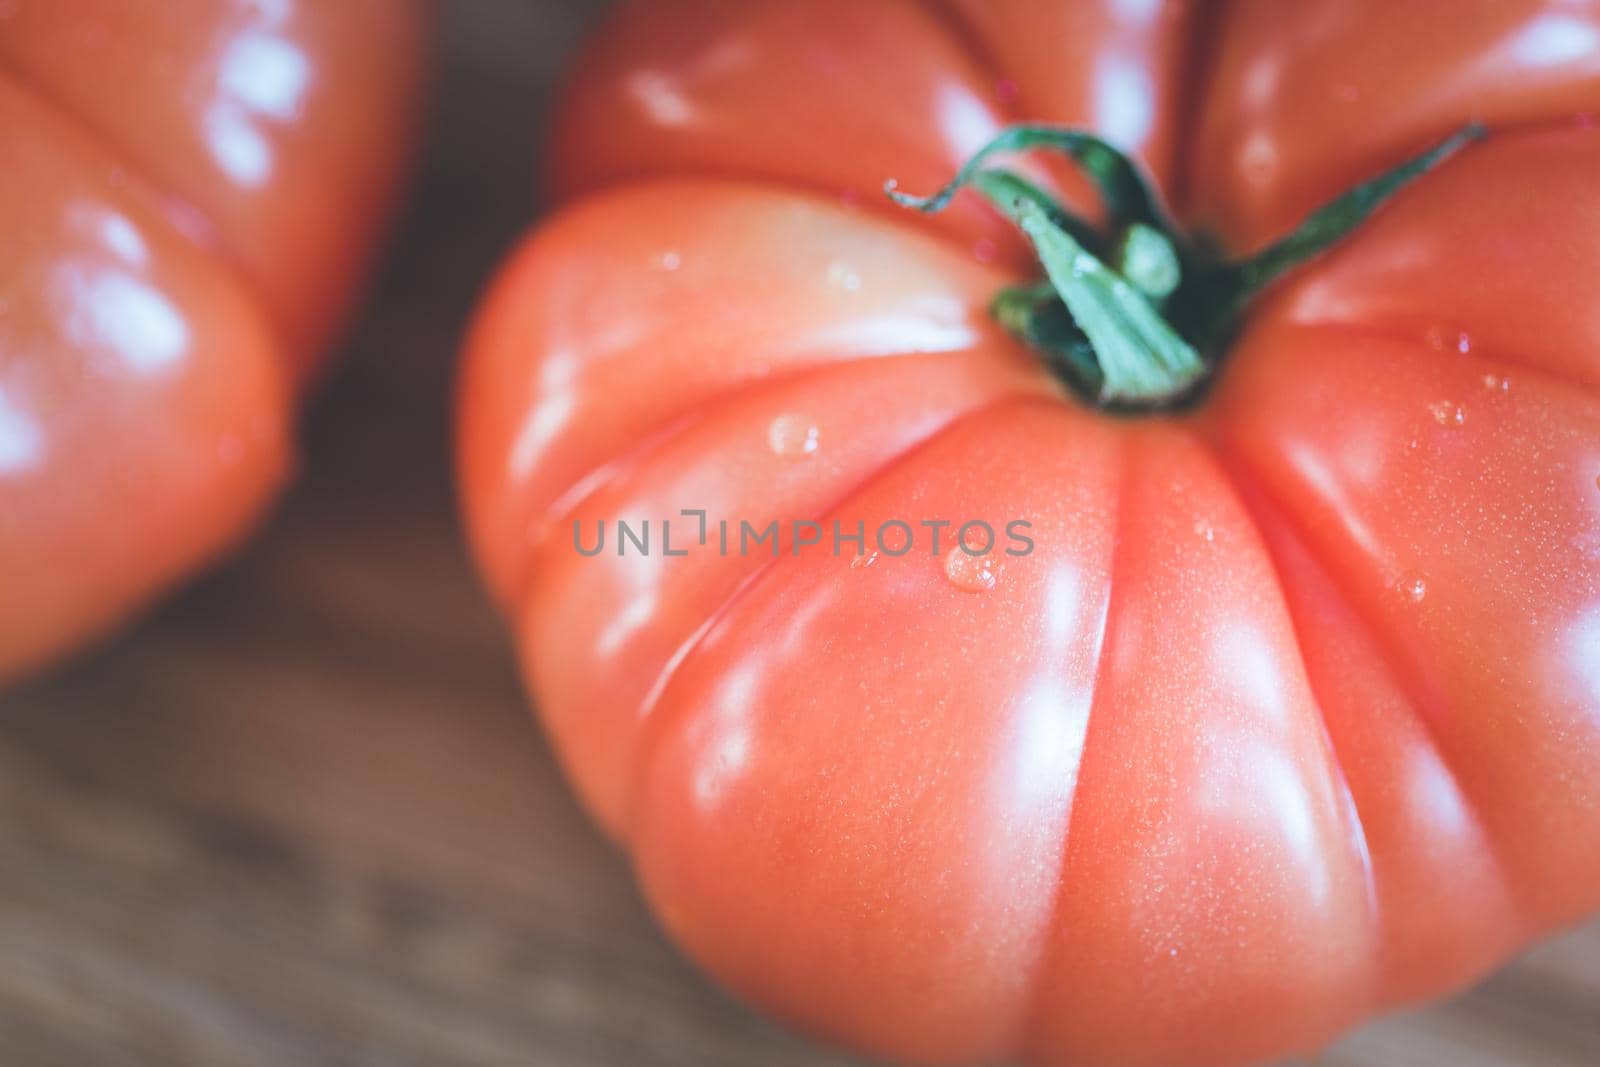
0, 0, 425, 679
459, 3, 1600, 1064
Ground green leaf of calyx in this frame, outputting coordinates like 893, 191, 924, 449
980, 174, 1202, 406
1228, 124, 1485, 299
885, 124, 1178, 240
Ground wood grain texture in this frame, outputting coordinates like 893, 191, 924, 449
0, 2, 1596, 1064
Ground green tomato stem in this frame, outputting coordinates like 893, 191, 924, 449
888, 123, 1485, 411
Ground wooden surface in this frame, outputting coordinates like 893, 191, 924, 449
1, 2, 1596, 1064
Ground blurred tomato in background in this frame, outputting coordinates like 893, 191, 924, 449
0, 0, 426, 681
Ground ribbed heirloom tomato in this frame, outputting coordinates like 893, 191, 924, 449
459, 3, 1600, 1064
0, 1, 424, 681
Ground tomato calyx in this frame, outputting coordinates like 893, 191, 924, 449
888, 123, 1484, 412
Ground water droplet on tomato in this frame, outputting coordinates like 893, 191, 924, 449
1428, 400, 1466, 427
851, 550, 879, 570
767, 414, 819, 457
1240, 134, 1278, 184
1425, 326, 1472, 355
944, 551, 999, 593
1193, 519, 1215, 542
1481, 373, 1510, 393
655, 250, 682, 271
1395, 573, 1428, 604
826, 261, 861, 292
525, 515, 554, 550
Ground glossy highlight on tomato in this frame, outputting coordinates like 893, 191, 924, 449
458, 3, 1600, 1064
0, 0, 425, 681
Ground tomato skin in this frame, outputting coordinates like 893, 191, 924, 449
0, 1, 425, 681
1190, 0, 1600, 250
460, 2, 1600, 1064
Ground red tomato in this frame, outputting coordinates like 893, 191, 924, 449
0, 1, 426, 680
458, 3, 1600, 1064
